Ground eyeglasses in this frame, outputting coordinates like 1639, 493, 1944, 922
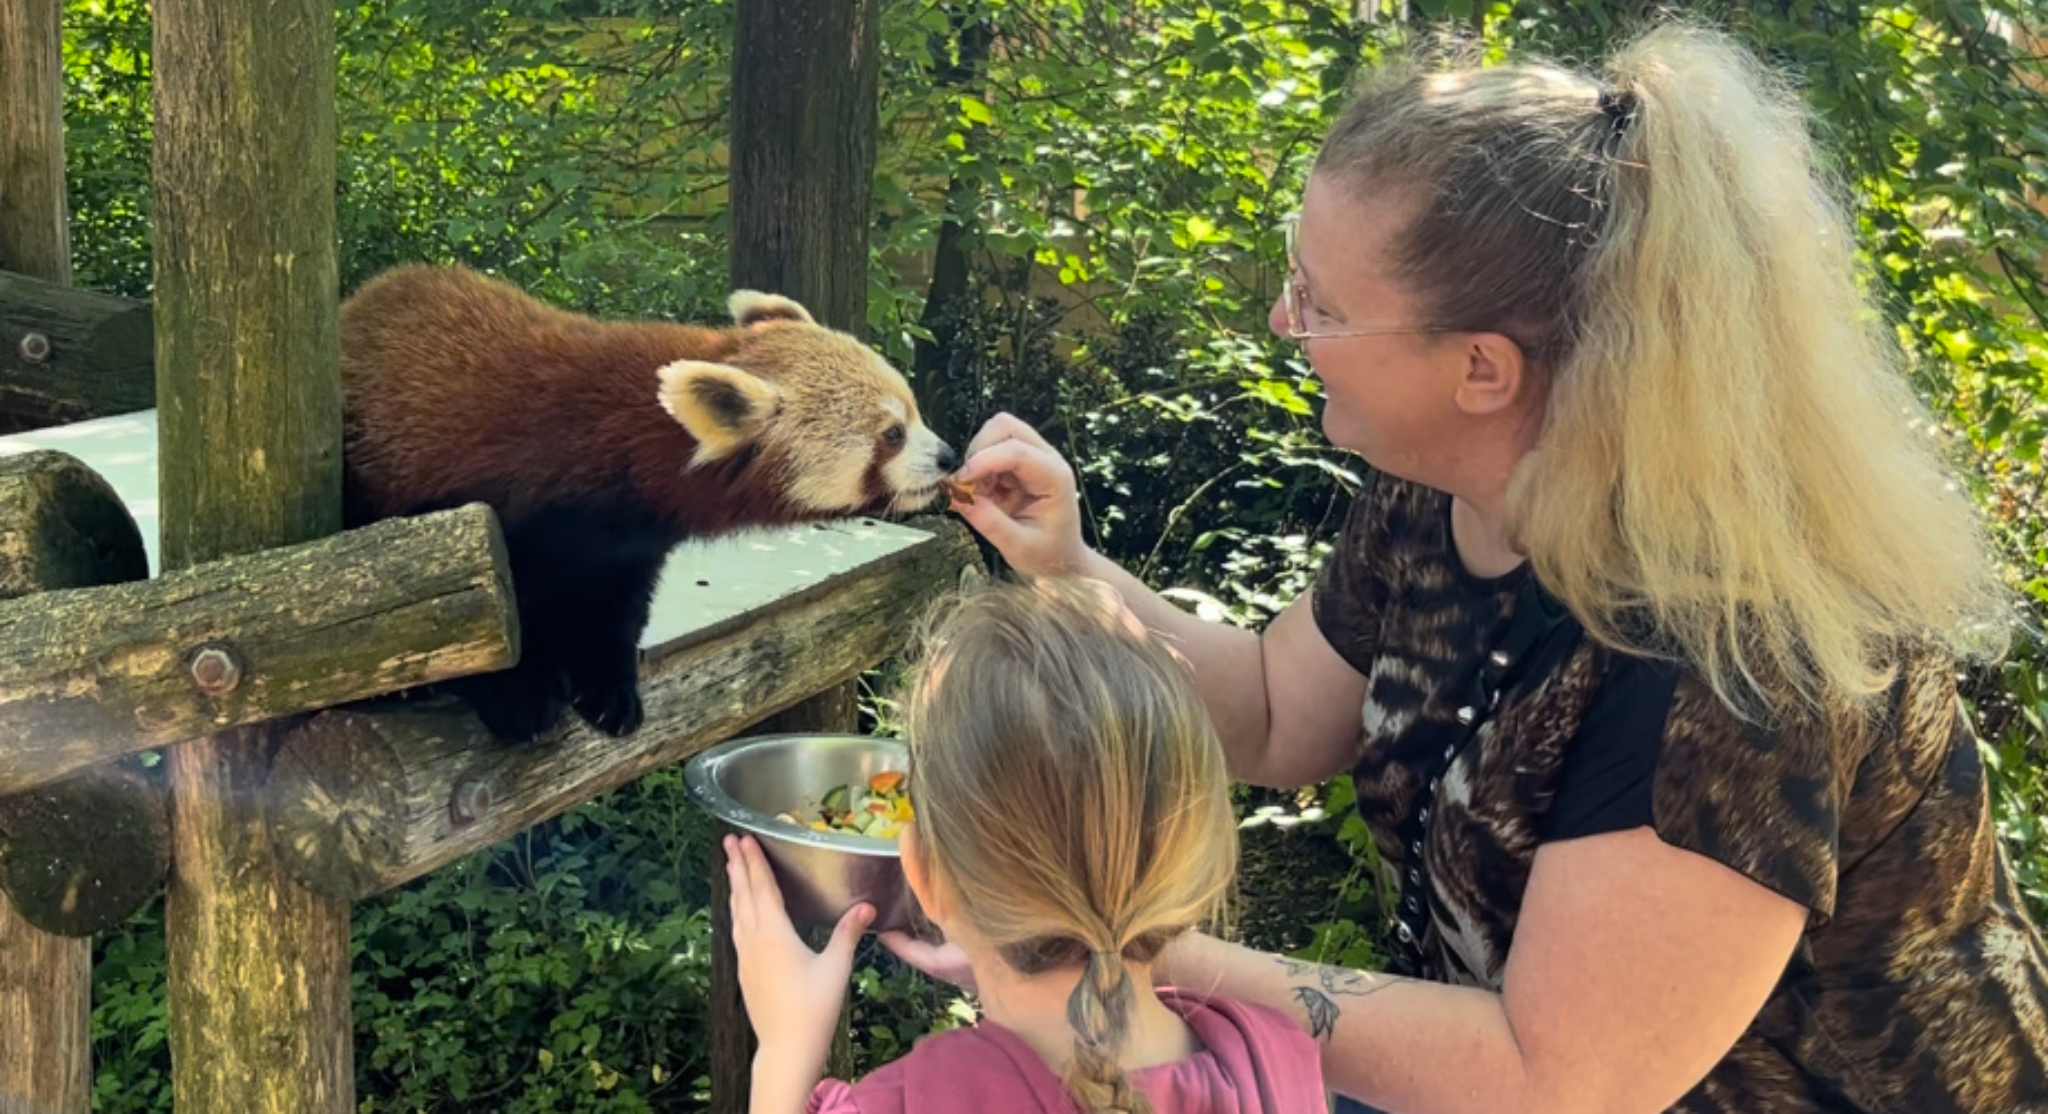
1280, 213, 1461, 343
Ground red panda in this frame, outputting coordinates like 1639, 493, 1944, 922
338, 263, 957, 743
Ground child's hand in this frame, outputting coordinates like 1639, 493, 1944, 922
724, 834, 874, 1080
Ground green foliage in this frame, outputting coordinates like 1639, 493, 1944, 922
52, 0, 2048, 1107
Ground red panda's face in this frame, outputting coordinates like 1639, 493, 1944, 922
655, 292, 957, 516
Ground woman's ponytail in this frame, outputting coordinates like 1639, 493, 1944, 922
1319, 20, 2011, 723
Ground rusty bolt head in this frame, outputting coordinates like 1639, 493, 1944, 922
449, 777, 491, 826
188, 645, 242, 696
17, 333, 50, 365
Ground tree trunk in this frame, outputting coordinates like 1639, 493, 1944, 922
0, 0, 70, 285
152, 0, 352, 1104
911, 12, 995, 446
728, 0, 880, 338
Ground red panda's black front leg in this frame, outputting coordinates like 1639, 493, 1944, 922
563, 554, 663, 737
477, 503, 674, 742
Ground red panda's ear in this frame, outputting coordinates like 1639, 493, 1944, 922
656, 360, 784, 466
728, 290, 816, 329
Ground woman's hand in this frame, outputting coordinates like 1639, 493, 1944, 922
946, 413, 1092, 578
876, 929, 979, 995
724, 834, 872, 1084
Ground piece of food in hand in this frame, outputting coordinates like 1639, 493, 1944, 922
782, 770, 914, 840
938, 475, 977, 502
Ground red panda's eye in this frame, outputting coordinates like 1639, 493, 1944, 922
883, 424, 906, 449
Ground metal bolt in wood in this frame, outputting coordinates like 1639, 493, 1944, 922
189, 644, 243, 695
447, 777, 490, 826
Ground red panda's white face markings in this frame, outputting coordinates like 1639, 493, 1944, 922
654, 292, 956, 516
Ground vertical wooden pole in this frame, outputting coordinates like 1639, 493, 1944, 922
708, 680, 862, 1114
151, 0, 350, 1108
0, 903, 88, 1114
0, 0, 70, 283
0, 5, 86, 1108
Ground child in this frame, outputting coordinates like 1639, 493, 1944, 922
723, 576, 1328, 1114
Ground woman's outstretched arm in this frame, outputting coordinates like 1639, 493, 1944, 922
948, 412, 1369, 788
1160, 826, 1806, 1114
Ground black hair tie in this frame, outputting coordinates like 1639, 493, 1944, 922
1597, 85, 1638, 131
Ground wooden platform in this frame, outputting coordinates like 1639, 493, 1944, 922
0, 408, 946, 648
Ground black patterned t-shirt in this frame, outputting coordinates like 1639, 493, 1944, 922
1309, 469, 2048, 1113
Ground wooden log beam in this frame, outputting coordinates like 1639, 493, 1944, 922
267, 518, 979, 902
0, 270, 155, 432
0, 449, 167, 939
0, 0, 69, 285
0, 448, 147, 598
0, 448, 146, 1114
0, 763, 168, 937
0, 502, 517, 797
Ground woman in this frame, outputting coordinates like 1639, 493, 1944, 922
887, 20, 2048, 1114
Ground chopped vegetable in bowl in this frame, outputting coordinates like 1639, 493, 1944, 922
777, 770, 914, 840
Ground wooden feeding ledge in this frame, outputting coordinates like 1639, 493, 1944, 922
0, 410, 981, 1111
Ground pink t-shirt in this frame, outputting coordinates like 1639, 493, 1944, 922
804, 988, 1326, 1114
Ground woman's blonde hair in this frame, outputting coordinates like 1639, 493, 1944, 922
1314, 20, 2011, 722
898, 576, 1237, 1114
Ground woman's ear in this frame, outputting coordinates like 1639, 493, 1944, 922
1452, 332, 1531, 417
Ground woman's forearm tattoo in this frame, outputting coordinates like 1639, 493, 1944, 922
1275, 957, 1403, 1042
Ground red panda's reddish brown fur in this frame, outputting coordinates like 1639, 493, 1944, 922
342, 265, 771, 531
337, 263, 955, 742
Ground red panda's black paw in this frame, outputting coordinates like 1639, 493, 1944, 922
461, 668, 572, 746
575, 683, 644, 738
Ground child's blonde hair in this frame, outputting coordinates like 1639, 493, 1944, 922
1314, 20, 2012, 723
899, 577, 1237, 1114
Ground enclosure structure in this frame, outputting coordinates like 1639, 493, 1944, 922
0, 0, 954, 1111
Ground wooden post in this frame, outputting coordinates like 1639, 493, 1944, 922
0, 0, 70, 285
0, 5, 89, 1101
152, 0, 350, 1104
709, 681, 861, 1114
0, 450, 145, 1114
729, 0, 881, 337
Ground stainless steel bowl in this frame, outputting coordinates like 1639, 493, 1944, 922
684, 732, 917, 933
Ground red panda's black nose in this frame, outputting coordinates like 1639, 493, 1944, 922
936, 442, 960, 473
